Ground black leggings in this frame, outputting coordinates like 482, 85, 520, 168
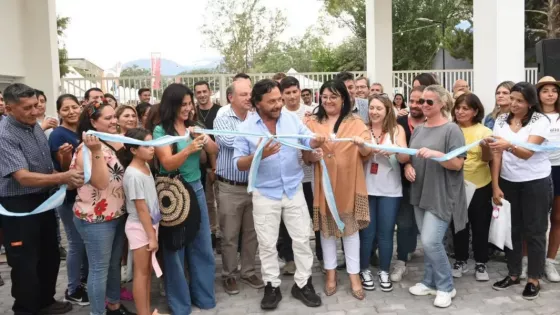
452, 183, 493, 263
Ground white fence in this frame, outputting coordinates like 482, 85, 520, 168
61, 68, 539, 105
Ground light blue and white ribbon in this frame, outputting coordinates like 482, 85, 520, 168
6, 129, 560, 219
196, 127, 346, 232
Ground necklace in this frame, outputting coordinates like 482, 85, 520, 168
371, 129, 385, 144
197, 106, 210, 123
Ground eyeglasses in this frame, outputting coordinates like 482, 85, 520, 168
418, 98, 435, 106
321, 95, 340, 102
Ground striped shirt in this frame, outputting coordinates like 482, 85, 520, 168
0, 115, 54, 197
282, 105, 314, 183
353, 97, 370, 124
214, 107, 250, 183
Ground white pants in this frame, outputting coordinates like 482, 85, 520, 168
252, 186, 313, 288
321, 232, 360, 274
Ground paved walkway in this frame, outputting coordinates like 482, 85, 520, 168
0, 237, 559, 315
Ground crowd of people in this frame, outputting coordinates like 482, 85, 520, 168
0, 69, 559, 315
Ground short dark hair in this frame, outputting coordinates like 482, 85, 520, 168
138, 88, 150, 97
301, 88, 312, 95
233, 73, 251, 81
35, 89, 46, 102
413, 73, 438, 86
335, 71, 355, 82
194, 81, 210, 90
251, 79, 280, 107
272, 72, 287, 82
452, 93, 485, 124
356, 76, 370, 87
3, 83, 37, 105
279, 76, 300, 92
84, 87, 103, 101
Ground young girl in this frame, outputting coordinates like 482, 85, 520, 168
120, 128, 162, 315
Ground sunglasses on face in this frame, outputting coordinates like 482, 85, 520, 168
418, 98, 435, 106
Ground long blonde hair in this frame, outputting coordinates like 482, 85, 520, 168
368, 94, 399, 144
425, 85, 454, 116
491, 81, 515, 119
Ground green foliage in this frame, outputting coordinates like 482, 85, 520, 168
57, 16, 70, 78
202, 0, 287, 73
119, 65, 152, 88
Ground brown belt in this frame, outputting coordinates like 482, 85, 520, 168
216, 175, 248, 187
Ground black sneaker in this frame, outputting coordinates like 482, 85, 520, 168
261, 282, 282, 310
492, 276, 521, 291
59, 246, 67, 261
38, 301, 72, 315
106, 305, 136, 315
64, 286, 90, 306
522, 282, 540, 300
291, 278, 321, 307
336, 262, 346, 270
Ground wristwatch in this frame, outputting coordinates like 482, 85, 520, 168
507, 145, 517, 153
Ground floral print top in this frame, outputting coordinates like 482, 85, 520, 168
71, 143, 125, 223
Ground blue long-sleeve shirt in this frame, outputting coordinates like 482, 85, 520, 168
233, 111, 313, 200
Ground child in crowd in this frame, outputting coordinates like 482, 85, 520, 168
119, 128, 162, 315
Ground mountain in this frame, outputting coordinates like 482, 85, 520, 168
120, 57, 222, 75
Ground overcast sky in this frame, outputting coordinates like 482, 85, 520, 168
55, 0, 352, 70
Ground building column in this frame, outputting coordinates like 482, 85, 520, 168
366, 0, 393, 96
473, 0, 525, 115
21, 0, 60, 116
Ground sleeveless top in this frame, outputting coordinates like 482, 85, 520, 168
71, 143, 125, 223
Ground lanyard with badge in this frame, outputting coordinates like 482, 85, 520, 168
370, 132, 386, 175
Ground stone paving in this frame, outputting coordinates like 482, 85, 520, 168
0, 236, 559, 315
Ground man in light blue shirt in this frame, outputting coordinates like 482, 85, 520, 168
233, 79, 326, 311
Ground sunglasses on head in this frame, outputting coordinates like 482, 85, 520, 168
418, 98, 435, 106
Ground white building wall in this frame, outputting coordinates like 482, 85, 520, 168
0, 0, 60, 116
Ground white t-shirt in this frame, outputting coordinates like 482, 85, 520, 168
283, 105, 314, 183
546, 113, 560, 166
365, 129, 402, 197
493, 112, 551, 182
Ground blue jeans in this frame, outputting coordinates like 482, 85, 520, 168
163, 180, 216, 315
57, 200, 87, 294
396, 187, 418, 262
359, 196, 401, 271
414, 207, 453, 292
74, 216, 126, 315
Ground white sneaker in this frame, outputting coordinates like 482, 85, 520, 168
521, 256, 528, 280
452, 261, 468, 278
475, 263, 490, 282
409, 283, 437, 296
390, 260, 408, 282
360, 269, 375, 291
378, 271, 393, 292
434, 289, 457, 308
545, 258, 560, 282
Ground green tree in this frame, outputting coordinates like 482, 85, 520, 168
201, 0, 288, 73
323, 0, 474, 70
57, 16, 70, 78
119, 65, 151, 89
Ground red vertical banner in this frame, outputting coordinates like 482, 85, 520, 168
151, 52, 161, 90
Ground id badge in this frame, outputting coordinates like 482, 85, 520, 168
370, 162, 379, 174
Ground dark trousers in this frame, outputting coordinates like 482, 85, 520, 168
3, 210, 60, 314
452, 183, 493, 263
500, 176, 549, 279
278, 182, 322, 261
396, 186, 418, 261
